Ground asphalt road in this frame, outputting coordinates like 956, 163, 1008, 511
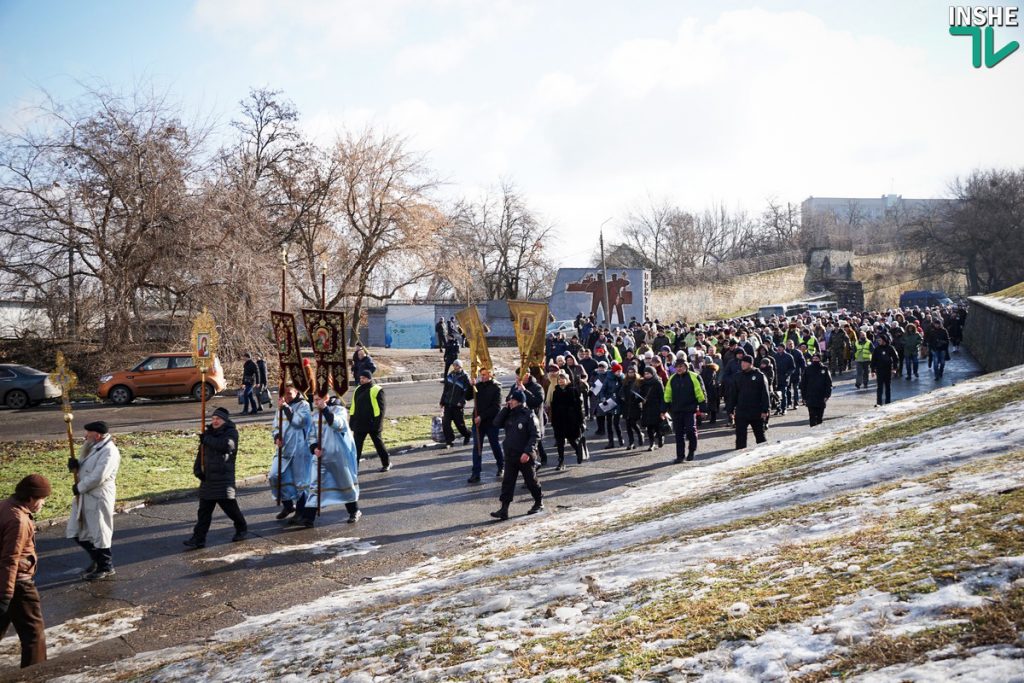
6, 353, 981, 680
0, 378, 452, 442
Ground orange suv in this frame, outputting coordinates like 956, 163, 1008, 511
97, 353, 226, 405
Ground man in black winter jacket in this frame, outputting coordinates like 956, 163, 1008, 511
490, 389, 542, 521
185, 407, 247, 548
439, 360, 471, 448
800, 353, 832, 426
518, 371, 549, 467
664, 359, 706, 462
351, 371, 390, 471
466, 368, 504, 483
773, 344, 795, 414
729, 355, 771, 450
871, 336, 899, 406
241, 353, 259, 415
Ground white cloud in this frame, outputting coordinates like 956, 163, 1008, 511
212, 4, 1023, 264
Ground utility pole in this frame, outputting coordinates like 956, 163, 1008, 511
599, 225, 611, 327
68, 215, 76, 340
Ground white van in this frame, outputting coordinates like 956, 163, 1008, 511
758, 302, 809, 318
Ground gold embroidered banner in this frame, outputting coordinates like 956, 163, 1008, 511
301, 308, 349, 397
508, 300, 549, 378
455, 305, 492, 378
270, 311, 310, 393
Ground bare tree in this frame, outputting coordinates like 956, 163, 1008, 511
0, 86, 210, 346
332, 129, 442, 342
906, 168, 1023, 294
432, 180, 556, 302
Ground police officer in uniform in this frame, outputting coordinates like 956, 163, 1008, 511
490, 389, 543, 521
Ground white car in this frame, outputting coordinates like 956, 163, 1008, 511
546, 320, 577, 336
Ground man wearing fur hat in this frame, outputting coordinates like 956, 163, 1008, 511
0, 474, 51, 667
66, 421, 120, 580
184, 406, 248, 548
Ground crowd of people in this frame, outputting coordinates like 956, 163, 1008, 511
433, 301, 967, 517
0, 301, 968, 669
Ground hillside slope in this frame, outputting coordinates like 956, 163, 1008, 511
59, 367, 1024, 682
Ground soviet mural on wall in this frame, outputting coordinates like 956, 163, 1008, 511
549, 268, 650, 325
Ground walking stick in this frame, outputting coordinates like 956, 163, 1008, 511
276, 363, 286, 506
50, 352, 78, 495
277, 245, 288, 507
317, 261, 327, 517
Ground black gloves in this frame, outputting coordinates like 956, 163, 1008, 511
67, 457, 79, 472
72, 483, 80, 496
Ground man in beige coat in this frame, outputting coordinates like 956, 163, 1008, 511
65, 421, 120, 581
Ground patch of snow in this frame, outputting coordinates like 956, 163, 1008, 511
197, 537, 377, 564
0, 607, 144, 667
53, 368, 1024, 682
850, 644, 1024, 682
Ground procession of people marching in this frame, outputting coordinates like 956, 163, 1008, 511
253, 301, 967, 530
0, 299, 967, 669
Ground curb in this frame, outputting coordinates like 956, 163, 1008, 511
36, 442, 440, 529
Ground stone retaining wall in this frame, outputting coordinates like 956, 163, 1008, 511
651, 264, 808, 321
963, 296, 1024, 373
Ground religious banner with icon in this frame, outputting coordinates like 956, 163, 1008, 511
190, 308, 218, 371
271, 311, 310, 393
300, 308, 349, 397
508, 300, 549, 378
455, 305, 492, 378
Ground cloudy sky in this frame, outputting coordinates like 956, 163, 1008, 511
2, 0, 1022, 262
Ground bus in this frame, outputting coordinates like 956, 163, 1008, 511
757, 302, 809, 319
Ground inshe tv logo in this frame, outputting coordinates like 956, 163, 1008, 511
949, 6, 1020, 67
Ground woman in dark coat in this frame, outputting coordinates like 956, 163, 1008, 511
617, 365, 645, 449
699, 359, 720, 424
351, 347, 377, 383
639, 367, 665, 451
550, 372, 585, 470
186, 407, 248, 548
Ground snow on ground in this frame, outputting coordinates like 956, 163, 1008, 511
53, 367, 1024, 682
0, 607, 144, 668
197, 537, 378, 565
850, 645, 1024, 682
974, 294, 1024, 319
655, 558, 1024, 681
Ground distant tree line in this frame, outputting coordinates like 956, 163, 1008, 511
0, 85, 556, 351
607, 167, 1024, 296
903, 168, 1024, 295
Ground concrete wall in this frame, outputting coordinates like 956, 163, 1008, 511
651, 263, 808, 321
963, 296, 1024, 373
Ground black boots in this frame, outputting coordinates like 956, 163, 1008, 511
490, 505, 510, 521
275, 502, 295, 520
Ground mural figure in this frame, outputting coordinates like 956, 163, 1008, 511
565, 271, 633, 325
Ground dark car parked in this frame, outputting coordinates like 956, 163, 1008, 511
899, 290, 953, 308
0, 364, 62, 409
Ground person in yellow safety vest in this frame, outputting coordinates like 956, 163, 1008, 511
854, 332, 874, 390
349, 370, 391, 471
662, 358, 707, 463
801, 332, 818, 356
